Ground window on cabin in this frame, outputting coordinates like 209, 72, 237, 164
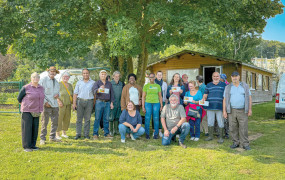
167, 69, 199, 84
250, 73, 256, 89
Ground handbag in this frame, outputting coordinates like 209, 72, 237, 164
187, 107, 200, 119
62, 81, 73, 103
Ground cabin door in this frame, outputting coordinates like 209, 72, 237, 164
203, 66, 222, 85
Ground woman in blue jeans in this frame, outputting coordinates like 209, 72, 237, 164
119, 101, 145, 143
184, 80, 204, 142
142, 73, 163, 139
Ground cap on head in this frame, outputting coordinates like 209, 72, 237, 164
220, 74, 227, 80
47, 66, 59, 74
231, 71, 240, 76
99, 70, 107, 75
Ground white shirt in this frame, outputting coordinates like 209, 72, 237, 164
129, 87, 139, 105
39, 76, 60, 107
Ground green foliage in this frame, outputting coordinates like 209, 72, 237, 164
257, 40, 285, 58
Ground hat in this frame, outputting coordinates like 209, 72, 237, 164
99, 70, 107, 74
220, 74, 227, 80
46, 66, 59, 74
231, 71, 240, 76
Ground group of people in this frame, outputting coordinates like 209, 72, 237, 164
17, 66, 252, 152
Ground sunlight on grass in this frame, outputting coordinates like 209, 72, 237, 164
0, 101, 285, 179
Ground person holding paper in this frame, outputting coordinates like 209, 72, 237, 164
166, 73, 185, 105
184, 81, 205, 141
142, 73, 163, 139
92, 70, 114, 140
202, 72, 226, 144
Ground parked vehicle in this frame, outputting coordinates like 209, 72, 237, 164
275, 73, 285, 119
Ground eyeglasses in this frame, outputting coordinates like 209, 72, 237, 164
149, 76, 155, 79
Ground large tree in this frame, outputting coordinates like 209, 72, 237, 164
0, 0, 283, 84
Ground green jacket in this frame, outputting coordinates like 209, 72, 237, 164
111, 80, 124, 108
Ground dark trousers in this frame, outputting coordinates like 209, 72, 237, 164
21, 112, 39, 149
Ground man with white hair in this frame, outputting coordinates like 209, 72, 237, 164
39, 66, 61, 145
109, 71, 124, 136
92, 70, 114, 139
161, 94, 190, 148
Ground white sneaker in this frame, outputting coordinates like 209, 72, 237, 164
194, 138, 199, 141
56, 136, 62, 140
61, 134, 69, 138
176, 135, 180, 138
130, 134, 136, 140
40, 140, 45, 145
121, 139, 125, 143
159, 132, 163, 138
190, 137, 195, 141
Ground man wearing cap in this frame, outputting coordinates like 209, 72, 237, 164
202, 72, 226, 144
223, 71, 252, 150
39, 66, 61, 145
73, 68, 95, 140
92, 70, 114, 139
196, 75, 208, 136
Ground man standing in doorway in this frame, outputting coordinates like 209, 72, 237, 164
203, 72, 226, 143
223, 71, 252, 150
93, 70, 114, 139
39, 66, 61, 145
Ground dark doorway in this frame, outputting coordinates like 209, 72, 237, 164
204, 67, 216, 85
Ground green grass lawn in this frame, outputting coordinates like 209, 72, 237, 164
0, 101, 285, 179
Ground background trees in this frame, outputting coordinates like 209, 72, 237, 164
0, 0, 284, 84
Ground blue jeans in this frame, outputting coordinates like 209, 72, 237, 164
189, 118, 201, 138
189, 109, 202, 138
162, 122, 190, 145
119, 124, 145, 140
93, 100, 110, 136
145, 102, 160, 136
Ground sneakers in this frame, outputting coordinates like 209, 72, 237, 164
146, 134, 150, 139
50, 138, 62, 142
190, 137, 195, 141
243, 146, 251, 151
40, 140, 45, 145
93, 135, 99, 140
61, 134, 69, 138
56, 136, 62, 140
153, 135, 159, 139
74, 135, 81, 140
194, 138, 199, 141
105, 134, 113, 139
24, 148, 33, 152
230, 144, 239, 149
130, 134, 136, 140
179, 141, 187, 149
159, 131, 163, 138
84, 136, 90, 139
32, 147, 39, 151
121, 139, 125, 143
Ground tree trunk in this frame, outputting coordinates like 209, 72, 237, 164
127, 56, 133, 75
118, 56, 125, 82
136, 45, 148, 86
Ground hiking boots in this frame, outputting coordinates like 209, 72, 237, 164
205, 126, 214, 141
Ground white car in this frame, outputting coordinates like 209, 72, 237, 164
275, 73, 285, 119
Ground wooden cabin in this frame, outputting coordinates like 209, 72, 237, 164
147, 50, 273, 103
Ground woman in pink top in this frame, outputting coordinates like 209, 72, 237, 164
17, 72, 45, 152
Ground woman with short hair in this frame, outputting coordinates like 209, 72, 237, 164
17, 72, 45, 152
118, 101, 145, 143
56, 72, 74, 139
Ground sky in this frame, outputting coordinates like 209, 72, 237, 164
262, 0, 285, 42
